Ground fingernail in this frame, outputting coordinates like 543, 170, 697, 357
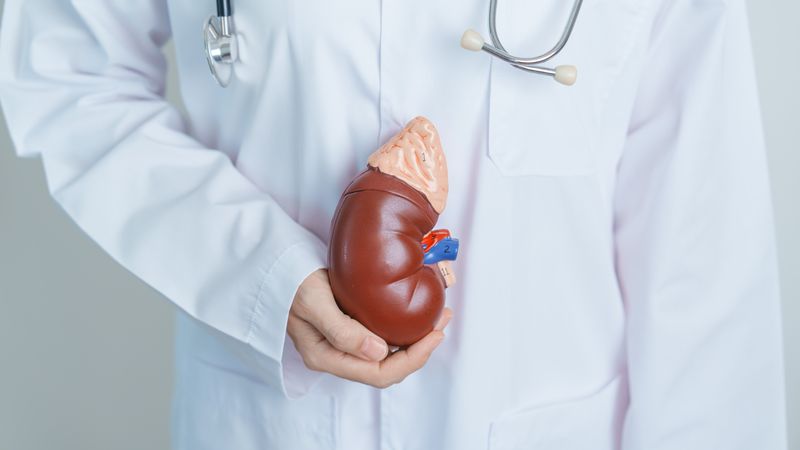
361, 336, 388, 361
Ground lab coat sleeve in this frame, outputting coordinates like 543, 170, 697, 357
613, 0, 786, 448
0, 0, 323, 397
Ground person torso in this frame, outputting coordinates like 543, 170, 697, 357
166, 1, 653, 449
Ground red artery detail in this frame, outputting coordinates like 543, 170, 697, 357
421, 229, 451, 253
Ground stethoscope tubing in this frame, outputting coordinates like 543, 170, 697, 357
217, 0, 232, 18
487, 0, 583, 68
205, 0, 583, 87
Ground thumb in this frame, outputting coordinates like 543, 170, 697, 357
295, 287, 388, 361
322, 314, 389, 362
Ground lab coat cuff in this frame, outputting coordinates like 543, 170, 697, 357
246, 239, 328, 398
281, 329, 326, 398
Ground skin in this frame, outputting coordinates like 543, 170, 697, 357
288, 269, 453, 388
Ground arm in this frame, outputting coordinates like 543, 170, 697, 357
0, 0, 323, 396
0, 0, 448, 394
614, 0, 786, 447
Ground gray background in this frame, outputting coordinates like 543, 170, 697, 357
0, 1, 797, 449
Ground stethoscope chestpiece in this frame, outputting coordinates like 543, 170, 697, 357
204, 8, 238, 87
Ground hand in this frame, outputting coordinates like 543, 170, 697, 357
287, 269, 452, 388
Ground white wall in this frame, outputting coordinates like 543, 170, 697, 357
0, 1, 797, 449
748, 1, 800, 446
0, 7, 178, 449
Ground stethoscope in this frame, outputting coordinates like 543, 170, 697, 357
461, 0, 583, 85
204, 0, 583, 88
203, 0, 237, 87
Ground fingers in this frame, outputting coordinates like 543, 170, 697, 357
290, 270, 454, 388
292, 271, 388, 361
373, 330, 445, 386
306, 303, 388, 361
298, 328, 446, 389
434, 307, 453, 331
329, 316, 389, 361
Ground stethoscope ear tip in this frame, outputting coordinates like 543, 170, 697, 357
554, 65, 577, 86
460, 29, 485, 51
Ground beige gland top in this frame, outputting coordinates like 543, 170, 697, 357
367, 117, 449, 214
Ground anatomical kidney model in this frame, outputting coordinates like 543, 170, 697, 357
328, 117, 459, 347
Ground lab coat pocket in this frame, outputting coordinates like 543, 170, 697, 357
488, 58, 597, 177
486, 0, 646, 177
488, 375, 627, 450
172, 318, 339, 450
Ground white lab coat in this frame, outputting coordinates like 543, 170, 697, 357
0, 0, 786, 448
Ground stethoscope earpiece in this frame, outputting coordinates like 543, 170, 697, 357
460, 29, 485, 52
554, 65, 577, 86
203, 0, 582, 89
461, 0, 583, 86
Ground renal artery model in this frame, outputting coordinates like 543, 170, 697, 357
328, 117, 459, 347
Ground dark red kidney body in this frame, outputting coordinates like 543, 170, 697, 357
328, 167, 445, 346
